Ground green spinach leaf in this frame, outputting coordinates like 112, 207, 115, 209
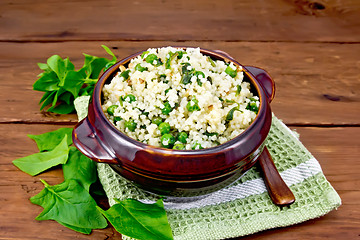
58, 221, 92, 235
12, 136, 69, 176
62, 147, 97, 191
33, 45, 117, 114
61, 70, 87, 99
33, 71, 60, 92
46, 55, 75, 86
101, 45, 117, 67
98, 199, 173, 240
225, 65, 237, 78
30, 179, 107, 234
27, 128, 73, 152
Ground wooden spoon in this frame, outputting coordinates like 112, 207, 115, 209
258, 146, 296, 207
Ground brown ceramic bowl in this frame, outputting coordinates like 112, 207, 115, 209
73, 47, 275, 197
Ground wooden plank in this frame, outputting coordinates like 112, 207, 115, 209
0, 0, 359, 42
290, 127, 360, 191
1, 124, 358, 239
0, 41, 359, 125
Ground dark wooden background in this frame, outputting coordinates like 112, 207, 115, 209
0, 0, 359, 239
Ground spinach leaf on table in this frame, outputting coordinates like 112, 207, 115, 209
28, 127, 73, 152
98, 199, 174, 240
58, 221, 92, 235
62, 147, 97, 192
12, 136, 69, 176
30, 179, 107, 234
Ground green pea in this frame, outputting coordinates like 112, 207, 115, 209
158, 122, 171, 135
186, 98, 200, 112
124, 94, 136, 103
120, 70, 130, 80
246, 101, 259, 113
135, 63, 148, 72
107, 105, 118, 116
178, 131, 188, 144
225, 65, 237, 78
145, 53, 162, 66
192, 142, 204, 150
173, 143, 185, 150
161, 134, 175, 148
152, 116, 163, 126
124, 119, 137, 132
161, 101, 173, 115
114, 116, 122, 122
141, 51, 149, 58
176, 51, 186, 59
145, 53, 157, 63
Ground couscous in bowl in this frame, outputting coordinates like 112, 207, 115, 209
73, 47, 275, 197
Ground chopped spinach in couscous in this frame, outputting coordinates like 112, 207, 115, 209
102, 47, 259, 150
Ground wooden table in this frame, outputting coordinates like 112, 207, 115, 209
1, 0, 359, 239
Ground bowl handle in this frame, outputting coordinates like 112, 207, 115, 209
244, 66, 275, 103
213, 50, 275, 103
72, 117, 118, 164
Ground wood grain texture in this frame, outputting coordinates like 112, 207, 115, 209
1, 124, 358, 240
0, 0, 359, 239
0, 0, 359, 42
1, 41, 359, 125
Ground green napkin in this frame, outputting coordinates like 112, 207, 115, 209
75, 96, 341, 240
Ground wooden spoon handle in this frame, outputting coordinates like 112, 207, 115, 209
258, 146, 296, 207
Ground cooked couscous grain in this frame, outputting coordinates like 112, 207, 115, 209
102, 47, 259, 150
